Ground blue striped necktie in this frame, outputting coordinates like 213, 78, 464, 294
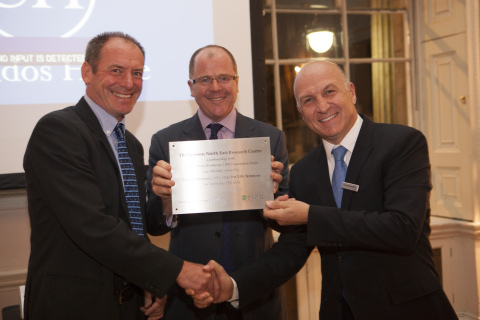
114, 123, 144, 236
208, 123, 233, 272
332, 146, 348, 208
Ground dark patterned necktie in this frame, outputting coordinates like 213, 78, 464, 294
208, 123, 233, 272
332, 146, 348, 208
114, 123, 144, 236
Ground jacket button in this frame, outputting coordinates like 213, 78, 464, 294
338, 255, 345, 262
215, 231, 221, 237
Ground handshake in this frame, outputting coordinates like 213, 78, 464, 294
176, 260, 234, 308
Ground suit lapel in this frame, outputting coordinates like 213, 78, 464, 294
181, 113, 209, 140
73, 98, 130, 223
342, 115, 374, 208
311, 144, 338, 207
234, 112, 257, 138
73, 98, 118, 166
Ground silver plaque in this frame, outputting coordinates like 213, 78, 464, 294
169, 137, 273, 214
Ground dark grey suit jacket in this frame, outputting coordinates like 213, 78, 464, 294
290, 115, 458, 320
146, 111, 308, 320
23, 98, 184, 320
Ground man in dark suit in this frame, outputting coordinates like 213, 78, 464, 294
146, 45, 308, 319
263, 61, 458, 319
23, 32, 218, 320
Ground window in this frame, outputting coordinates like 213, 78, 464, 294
262, 0, 414, 163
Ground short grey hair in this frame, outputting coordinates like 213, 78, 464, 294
85, 31, 145, 73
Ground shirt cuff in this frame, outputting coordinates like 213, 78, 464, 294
165, 213, 177, 228
228, 277, 239, 309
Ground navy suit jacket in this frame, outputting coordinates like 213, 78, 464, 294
290, 115, 457, 320
23, 98, 184, 319
146, 111, 308, 320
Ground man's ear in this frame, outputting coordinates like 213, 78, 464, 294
81, 62, 91, 85
188, 80, 194, 97
349, 82, 357, 105
296, 105, 305, 121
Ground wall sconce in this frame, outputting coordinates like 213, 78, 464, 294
306, 30, 334, 53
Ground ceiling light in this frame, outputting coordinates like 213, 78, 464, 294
307, 31, 334, 53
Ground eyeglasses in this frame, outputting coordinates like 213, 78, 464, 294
189, 75, 238, 85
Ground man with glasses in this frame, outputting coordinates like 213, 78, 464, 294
146, 45, 308, 319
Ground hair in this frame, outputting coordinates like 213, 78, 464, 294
84, 31, 145, 73
188, 45, 237, 78
334, 62, 351, 90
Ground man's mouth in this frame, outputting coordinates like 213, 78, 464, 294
208, 97, 225, 101
320, 113, 338, 122
113, 92, 132, 98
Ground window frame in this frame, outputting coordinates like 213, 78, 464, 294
251, 0, 417, 130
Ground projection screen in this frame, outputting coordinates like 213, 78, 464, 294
0, 0, 254, 185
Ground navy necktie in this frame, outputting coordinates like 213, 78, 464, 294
208, 123, 233, 272
114, 123, 144, 236
208, 123, 223, 140
332, 146, 348, 208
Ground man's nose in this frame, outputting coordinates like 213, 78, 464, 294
120, 73, 134, 89
209, 78, 222, 91
315, 98, 329, 113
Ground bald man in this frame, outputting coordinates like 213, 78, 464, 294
263, 61, 458, 320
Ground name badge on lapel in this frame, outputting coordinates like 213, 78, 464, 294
341, 182, 359, 192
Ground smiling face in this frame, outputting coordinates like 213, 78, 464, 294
188, 47, 239, 122
82, 37, 144, 121
294, 61, 358, 145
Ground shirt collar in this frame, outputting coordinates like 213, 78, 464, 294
84, 94, 124, 137
197, 107, 237, 133
323, 114, 363, 158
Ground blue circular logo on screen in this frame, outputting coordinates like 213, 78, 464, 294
0, 0, 95, 37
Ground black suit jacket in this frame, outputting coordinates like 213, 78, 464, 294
23, 98, 184, 320
146, 111, 308, 320
290, 115, 457, 320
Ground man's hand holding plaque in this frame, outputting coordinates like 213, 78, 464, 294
151, 160, 174, 219
270, 155, 283, 195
